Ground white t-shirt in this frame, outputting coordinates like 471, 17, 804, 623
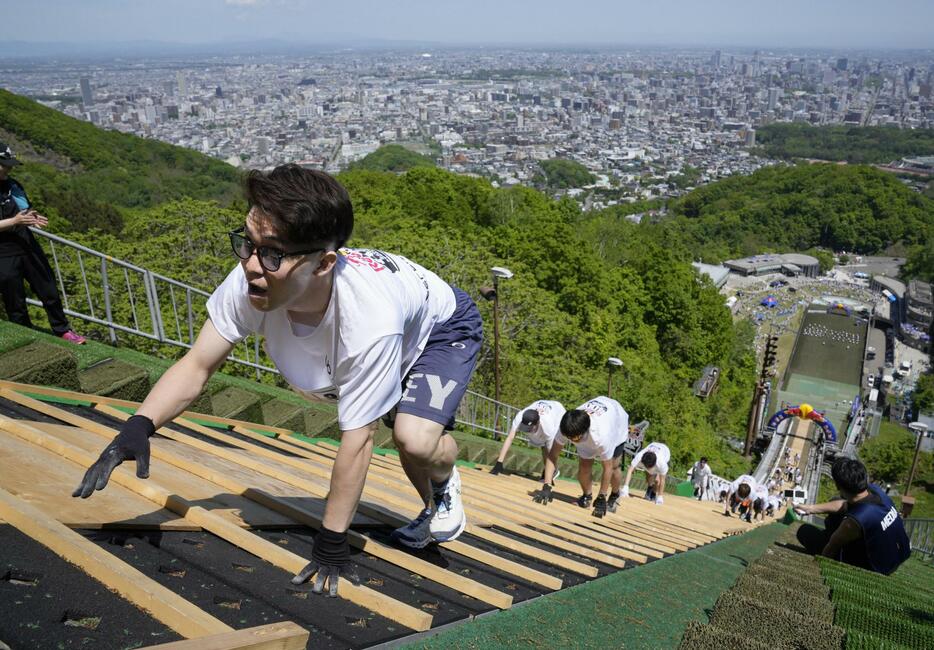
767, 494, 783, 510
207, 249, 456, 431
753, 484, 769, 503
510, 400, 565, 448
632, 442, 670, 476
554, 396, 628, 461
691, 461, 712, 486
731, 474, 758, 498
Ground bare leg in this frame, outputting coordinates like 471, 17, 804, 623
578, 458, 593, 496
610, 457, 622, 493
393, 413, 457, 507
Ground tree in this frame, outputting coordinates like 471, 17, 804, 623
535, 158, 596, 190
861, 429, 916, 483
346, 144, 436, 173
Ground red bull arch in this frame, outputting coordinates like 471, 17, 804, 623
766, 402, 838, 443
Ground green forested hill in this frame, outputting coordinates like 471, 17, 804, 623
0, 88, 241, 233
756, 123, 934, 164
346, 144, 436, 172
667, 163, 934, 259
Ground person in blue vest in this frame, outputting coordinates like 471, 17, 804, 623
794, 457, 911, 575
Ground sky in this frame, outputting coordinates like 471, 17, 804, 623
4, 0, 933, 51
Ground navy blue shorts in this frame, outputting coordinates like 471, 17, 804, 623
396, 287, 482, 430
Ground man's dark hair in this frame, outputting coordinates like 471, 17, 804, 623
560, 410, 590, 441
831, 457, 869, 496
642, 451, 657, 468
700, 457, 708, 463
244, 164, 353, 250
737, 483, 751, 499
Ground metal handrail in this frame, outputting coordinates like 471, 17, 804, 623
904, 518, 934, 558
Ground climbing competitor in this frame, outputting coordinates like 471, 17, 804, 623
724, 473, 758, 522
490, 399, 566, 479
752, 482, 770, 521
690, 456, 712, 500
73, 164, 482, 596
620, 441, 670, 505
794, 457, 911, 575
533, 395, 628, 519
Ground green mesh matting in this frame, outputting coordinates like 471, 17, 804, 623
406, 523, 789, 650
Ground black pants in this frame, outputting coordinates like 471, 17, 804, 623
0, 252, 70, 335
797, 511, 871, 570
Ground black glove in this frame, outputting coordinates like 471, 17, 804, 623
291, 528, 359, 597
532, 484, 554, 505
592, 494, 607, 518
72, 415, 154, 498
490, 461, 504, 475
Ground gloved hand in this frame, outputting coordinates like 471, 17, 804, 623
592, 494, 607, 518
620, 485, 630, 498
532, 484, 554, 505
72, 415, 154, 498
655, 495, 664, 505
291, 528, 359, 597
490, 461, 504, 475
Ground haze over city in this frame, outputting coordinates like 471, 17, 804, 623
3, 0, 933, 54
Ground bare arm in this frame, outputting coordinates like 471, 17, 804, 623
0, 211, 43, 233
543, 440, 563, 484
322, 421, 376, 532
623, 462, 636, 489
136, 320, 235, 427
496, 427, 519, 464
796, 500, 848, 516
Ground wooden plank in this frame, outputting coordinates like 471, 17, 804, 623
0, 485, 232, 639
0, 429, 196, 530
227, 430, 642, 563
25, 422, 301, 530
285, 439, 652, 563
139, 622, 309, 650
139, 622, 308, 649
168, 415, 592, 581
94, 405, 515, 610
0, 415, 434, 632
0, 383, 566, 589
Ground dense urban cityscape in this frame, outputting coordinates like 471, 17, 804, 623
4, 47, 933, 208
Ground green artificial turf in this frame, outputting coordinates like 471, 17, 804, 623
406, 523, 790, 650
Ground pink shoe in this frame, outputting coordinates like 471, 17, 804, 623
60, 330, 86, 345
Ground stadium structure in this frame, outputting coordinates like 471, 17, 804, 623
723, 253, 821, 278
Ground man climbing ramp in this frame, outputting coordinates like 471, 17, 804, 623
73, 164, 482, 596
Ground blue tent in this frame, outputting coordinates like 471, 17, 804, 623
760, 295, 778, 308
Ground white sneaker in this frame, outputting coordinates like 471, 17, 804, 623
429, 467, 466, 543
390, 508, 433, 549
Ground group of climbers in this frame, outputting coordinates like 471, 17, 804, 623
492, 395, 670, 518
493, 398, 911, 578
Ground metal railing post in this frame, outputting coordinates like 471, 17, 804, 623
100, 258, 117, 344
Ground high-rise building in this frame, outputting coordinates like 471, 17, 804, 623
80, 77, 93, 105
176, 71, 187, 97
768, 87, 780, 110
711, 50, 722, 68
836, 57, 848, 71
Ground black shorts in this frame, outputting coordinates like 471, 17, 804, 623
612, 442, 626, 459
396, 287, 482, 430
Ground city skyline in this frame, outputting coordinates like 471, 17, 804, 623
4, 0, 933, 54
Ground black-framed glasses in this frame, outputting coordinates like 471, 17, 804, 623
228, 227, 324, 272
